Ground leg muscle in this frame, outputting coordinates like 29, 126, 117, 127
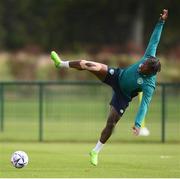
100, 106, 120, 143
69, 60, 108, 81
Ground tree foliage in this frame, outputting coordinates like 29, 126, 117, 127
0, 0, 179, 51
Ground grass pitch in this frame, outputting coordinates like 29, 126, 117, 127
1, 142, 180, 178
0, 83, 179, 177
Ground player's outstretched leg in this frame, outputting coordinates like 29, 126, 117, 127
90, 106, 120, 166
51, 51, 118, 166
50, 51, 108, 81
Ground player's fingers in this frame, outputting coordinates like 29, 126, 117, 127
132, 128, 138, 136
135, 130, 138, 135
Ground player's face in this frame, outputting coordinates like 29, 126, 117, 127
139, 62, 153, 75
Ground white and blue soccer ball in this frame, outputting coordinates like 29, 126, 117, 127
11, 151, 29, 168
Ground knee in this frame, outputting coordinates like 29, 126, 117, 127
106, 121, 117, 130
80, 60, 87, 69
106, 113, 120, 130
80, 60, 87, 64
80, 60, 101, 71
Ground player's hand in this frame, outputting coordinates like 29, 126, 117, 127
132, 126, 140, 136
160, 9, 168, 21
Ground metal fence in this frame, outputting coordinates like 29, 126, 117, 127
0, 81, 179, 143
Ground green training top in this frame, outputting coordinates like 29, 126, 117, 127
118, 20, 165, 128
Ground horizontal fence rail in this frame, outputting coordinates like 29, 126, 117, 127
0, 81, 179, 143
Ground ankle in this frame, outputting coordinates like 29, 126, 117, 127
61, 61, 69, 68
93, 140, 104, 153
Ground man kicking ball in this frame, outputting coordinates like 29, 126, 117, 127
50, 9, 168, 166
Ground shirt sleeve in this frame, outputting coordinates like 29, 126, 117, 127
134, 86, 155, 128
144, 20, 165, 58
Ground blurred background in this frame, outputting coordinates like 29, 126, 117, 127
0, 0, 179, 143
0, 1, 180, 177
0, 0, 179, 81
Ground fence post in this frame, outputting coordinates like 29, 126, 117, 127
39, 83, 44, 142
0, 84, 4, 132
161, 84, 166, 143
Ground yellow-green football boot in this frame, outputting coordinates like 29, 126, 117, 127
50, 51, 61, 68
89, 150, 98, 166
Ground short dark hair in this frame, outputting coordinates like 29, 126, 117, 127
146, 57, 161, 75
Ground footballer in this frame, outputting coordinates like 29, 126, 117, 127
50, 9, 168, 166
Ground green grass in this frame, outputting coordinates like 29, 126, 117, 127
1, 142, 180, 178
0, 85, 179, 178
0, 90, 179, 142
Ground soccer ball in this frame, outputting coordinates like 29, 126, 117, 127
11, 151, 29, 168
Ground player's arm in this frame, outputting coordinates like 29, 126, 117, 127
132, 86, 154, 136
143, 9, 168, 58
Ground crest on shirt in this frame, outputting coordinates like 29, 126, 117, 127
137, 77, 143, 85
109, 69, 115, 75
